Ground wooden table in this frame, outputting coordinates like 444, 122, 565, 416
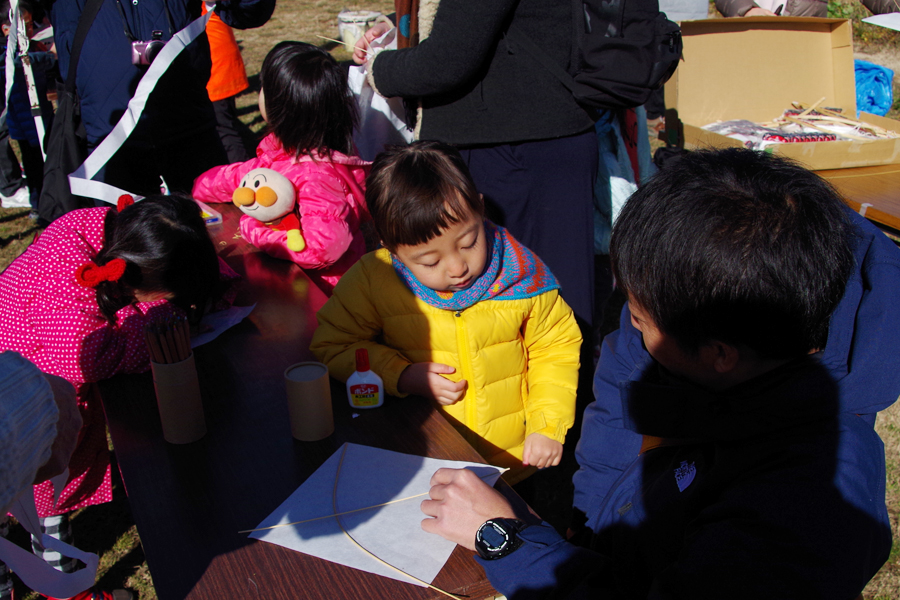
819, 164, 900, 233
99, 205, 506, 600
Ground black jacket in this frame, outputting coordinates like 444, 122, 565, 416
370, 0, 595, 146
50, 0, 273, 147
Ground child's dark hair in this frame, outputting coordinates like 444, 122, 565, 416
366, 141, 484, 251
611, 148, 856, 360
259, 41, 358, 158
93, 196, 219, 323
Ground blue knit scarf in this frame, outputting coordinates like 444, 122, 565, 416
391, 221, 559, 311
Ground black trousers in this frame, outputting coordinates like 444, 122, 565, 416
17, 138, 43, 209
0, 114, 24, 197
460, 129, 599, 327
94, 124, 228, 198
212, 95, 251, 163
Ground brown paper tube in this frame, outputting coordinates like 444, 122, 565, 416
151, 353, 206, 444
284, 362, 334, 441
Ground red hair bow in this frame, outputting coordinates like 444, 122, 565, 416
75, 258, 127, 288
117, 195, 135, 212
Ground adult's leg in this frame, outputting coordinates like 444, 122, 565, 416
95, 140, 168, 198
0, 118, 24, 198
212, 96, 252, 163
17, 139, 44, 210
158, 125, 228, 197
461, 130, 598, 327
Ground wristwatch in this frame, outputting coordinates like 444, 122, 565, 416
475, 518, 528, 560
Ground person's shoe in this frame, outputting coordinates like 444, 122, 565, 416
0, 186, 31, 209
45, 589, 133, 600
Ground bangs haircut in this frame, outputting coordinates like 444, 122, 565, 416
366, 141, 484, 251
260, 41, 358, 158
611, 148, 857, 360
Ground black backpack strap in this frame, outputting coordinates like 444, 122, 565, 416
64, 0, 106, 93
509, 0, 682, 110
505, 26, 579, 96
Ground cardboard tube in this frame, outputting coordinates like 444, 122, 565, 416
151, 353, 206, 444
284, 362, 334, 441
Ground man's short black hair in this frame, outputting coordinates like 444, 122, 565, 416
611, 148, 857, 359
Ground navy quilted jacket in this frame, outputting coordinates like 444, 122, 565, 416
49, 0, 273, 147
480, 207, 900, 598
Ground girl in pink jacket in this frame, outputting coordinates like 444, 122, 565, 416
0, 196, 222, 580
192, 41, 372, 295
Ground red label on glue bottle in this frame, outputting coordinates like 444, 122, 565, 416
347, 348, 383, 408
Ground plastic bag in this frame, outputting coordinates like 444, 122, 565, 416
348, 28, 414, 160
855, 59, 894, 117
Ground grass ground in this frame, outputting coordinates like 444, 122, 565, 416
0, 0, 898, 597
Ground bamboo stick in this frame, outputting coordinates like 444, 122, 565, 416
144, 327, 165, 364
157, 323, 174, 364
782, 115, 873, 141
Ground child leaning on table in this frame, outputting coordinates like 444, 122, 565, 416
311, 141, 581, 483
192, 41, 371, 295
0, 196, 228, 599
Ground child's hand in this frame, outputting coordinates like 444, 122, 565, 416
523, 433, 563, 469
398, 362, 467, 406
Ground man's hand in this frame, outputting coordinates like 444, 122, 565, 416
33, 374, 81, 484
523, 433, 563, 468
352, 21, 392, 64
398, 362, 467, 405
421, 468, 517, 549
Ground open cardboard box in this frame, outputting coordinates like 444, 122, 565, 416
664, 17, 900, 170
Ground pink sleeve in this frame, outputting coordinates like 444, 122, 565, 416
292, 172, 356, 269
191, 157, 265, 204
84, 301, 182, 381
240, 215, 294, 262
30, 299, 180, 384
239, 172, 355, 270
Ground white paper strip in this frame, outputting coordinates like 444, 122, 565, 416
68, 9, 214, 205
863, 13, 900, 32
0, 492, 97, 598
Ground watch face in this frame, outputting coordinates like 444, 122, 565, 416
480, 522, 507, 550
476, 519, 526, 560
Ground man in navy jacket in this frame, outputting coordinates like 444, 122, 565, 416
420, 148, 899, 599
46, 0, 274, 200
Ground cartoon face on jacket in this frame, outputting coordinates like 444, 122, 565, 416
232, 168, 296, 222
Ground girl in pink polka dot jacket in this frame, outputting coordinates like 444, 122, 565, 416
0, 195, 224, 577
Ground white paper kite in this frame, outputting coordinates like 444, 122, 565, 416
247, 443, 504, 590
863, 13, 900, 31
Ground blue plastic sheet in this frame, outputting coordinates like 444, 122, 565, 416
855, 59, 894, 117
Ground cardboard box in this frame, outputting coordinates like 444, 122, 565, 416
665, 17, 900, 170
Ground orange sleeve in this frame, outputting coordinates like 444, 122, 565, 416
204, 7, 250, 101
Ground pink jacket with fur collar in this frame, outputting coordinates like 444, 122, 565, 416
192, 134, 371, 294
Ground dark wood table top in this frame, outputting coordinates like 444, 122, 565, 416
99, 204, 505, 600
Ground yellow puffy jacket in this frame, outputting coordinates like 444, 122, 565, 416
311, 249, 581, 480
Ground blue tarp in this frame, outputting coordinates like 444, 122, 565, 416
855, 59, 894, 117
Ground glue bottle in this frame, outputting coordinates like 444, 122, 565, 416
346, 348, 383, 409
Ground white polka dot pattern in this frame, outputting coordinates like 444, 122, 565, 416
0, 207, 177, 517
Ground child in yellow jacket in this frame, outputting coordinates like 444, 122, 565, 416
311, 141, 581, 482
